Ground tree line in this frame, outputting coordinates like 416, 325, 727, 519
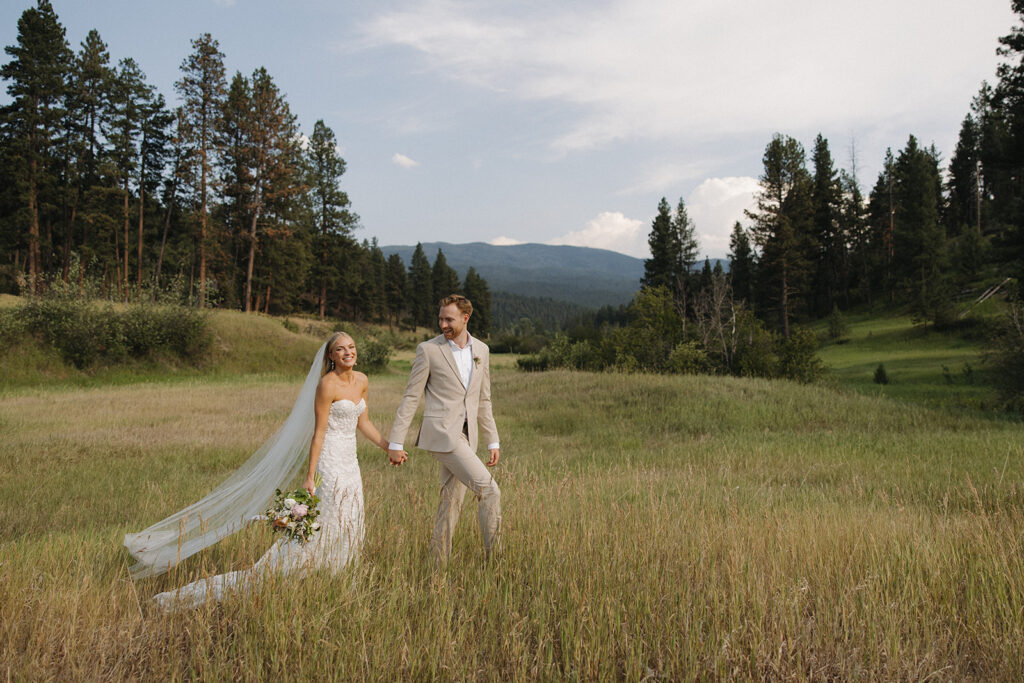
641, 3, 1024, 341
0, 1, 492, 332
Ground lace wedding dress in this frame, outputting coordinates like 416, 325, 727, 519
152, 398, 366, 609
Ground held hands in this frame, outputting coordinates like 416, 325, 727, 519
387, 448, 408, 467
487, 448, 500, 467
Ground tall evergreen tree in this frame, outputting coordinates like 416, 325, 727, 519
810, 133, 844, 316
727, 221, 755, 305
746, 133, 814, 337
948, 113, 982, 236
866, 149, 897, 302
307, 119, 356, 320
642, 197, 676, 291
893, 135, 947, 322
219, 67, 303, 312
104, 57, 149, 299
462, 266, 492, 337
1, 0, 72, 292
385, 252, 407, 328
432, 248, 461, 299
407, 243, 433, 327
839, 169, 870, 304
176, 33, 226, 306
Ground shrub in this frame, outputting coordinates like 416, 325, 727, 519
732, 310, 777, 378
516, 354, 549, 372
355, 337, 392, 374
667, 341, 709, 374
987, 299, 1024, 408
8, 296, 211, 369
874, 363, 889, 385
777, 327, 824, 383
827, 305, 850, 342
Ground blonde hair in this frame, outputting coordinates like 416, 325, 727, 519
438, 294, 472, 317
321, 331, 354, 376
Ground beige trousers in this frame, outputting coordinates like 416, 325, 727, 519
429, 433, 501, 563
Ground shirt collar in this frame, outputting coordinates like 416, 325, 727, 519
447, 334, 473, 353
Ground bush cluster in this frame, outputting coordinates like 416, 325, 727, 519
1, 297, 212, 369
516, 285, 824, 383
354, 337, 392, 374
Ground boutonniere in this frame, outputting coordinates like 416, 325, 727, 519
473, 356, 481, 368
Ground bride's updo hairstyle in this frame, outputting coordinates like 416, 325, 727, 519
321, 331, 354, 376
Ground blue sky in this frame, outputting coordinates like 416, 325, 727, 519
1, 0, 1016, 259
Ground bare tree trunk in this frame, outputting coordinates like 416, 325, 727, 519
199, 146, 208, 308
27, 157, 40, 294
244, 206, 260, 313
123, 182, 131, 302
264, 282, 271, 314
137, 160, 145, 299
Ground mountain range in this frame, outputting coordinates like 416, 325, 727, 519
380, 242, 645, 309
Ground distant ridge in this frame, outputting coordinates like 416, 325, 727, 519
380, 242, 644, 309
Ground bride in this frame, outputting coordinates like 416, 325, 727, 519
124, 332, 398, 608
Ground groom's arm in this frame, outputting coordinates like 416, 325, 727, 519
388, 342, 431, 453
477, 345, 500, 465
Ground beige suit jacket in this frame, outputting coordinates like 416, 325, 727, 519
389, 335, 499, 453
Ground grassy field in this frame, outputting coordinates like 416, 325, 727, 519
2, 338, 1023, 678
816, 311, 1000, 413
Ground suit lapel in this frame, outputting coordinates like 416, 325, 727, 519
467, 346, 483, 395
436, 336, 464, 389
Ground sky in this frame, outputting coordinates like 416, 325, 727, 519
1, 0, 1017, 259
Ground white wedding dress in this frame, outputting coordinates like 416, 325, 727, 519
153, 398, 366, 610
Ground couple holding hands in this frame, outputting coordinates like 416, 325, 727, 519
125, 294, 502, 608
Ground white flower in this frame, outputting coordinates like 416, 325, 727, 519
283, 498, 296, 509
311, 521, 321, 531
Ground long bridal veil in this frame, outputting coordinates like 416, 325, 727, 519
124, 342, 327, 579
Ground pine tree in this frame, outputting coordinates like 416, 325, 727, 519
810, 133, 844, 316
407, 243, 433, 327
867, 149, 897, 302
385, 252, 407, 328
746, 134, 814, 337
462, 266, 492, 337
893, 135, 947, 322
307, 119, 356, 320
1, 0, 72, 292
948, 113, 982, 237
219, 67, 303, 312
727, 221, 755, 305
839, 169, 870, 305
432, 248, 461, 299
642, 197, 676, 291
176, 33, 227, 306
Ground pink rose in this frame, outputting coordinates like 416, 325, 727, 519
291, 503, 309, 519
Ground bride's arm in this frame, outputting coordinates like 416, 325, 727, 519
356, 381, 389, 452
304, 380, 332, 493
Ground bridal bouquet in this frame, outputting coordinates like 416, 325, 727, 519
265, 477, 322, 544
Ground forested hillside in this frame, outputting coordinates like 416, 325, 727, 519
0, 2, 497, 328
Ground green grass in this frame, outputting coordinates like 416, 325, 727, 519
2, 364, 1023, 679
0, 303, 430, 394
816, 311, 1001, 413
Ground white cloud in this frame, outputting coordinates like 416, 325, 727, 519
547, 211, 648, 259
490, 236, 525, 246
391, 153, 420, 168
685, 177, 760, 257
359, 0, 1010, 154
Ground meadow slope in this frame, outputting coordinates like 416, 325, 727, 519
1, 365, 1023, 679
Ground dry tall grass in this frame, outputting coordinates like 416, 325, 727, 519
2, 368, 1022, 679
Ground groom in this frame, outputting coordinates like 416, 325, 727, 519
388, 294, 501, 563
